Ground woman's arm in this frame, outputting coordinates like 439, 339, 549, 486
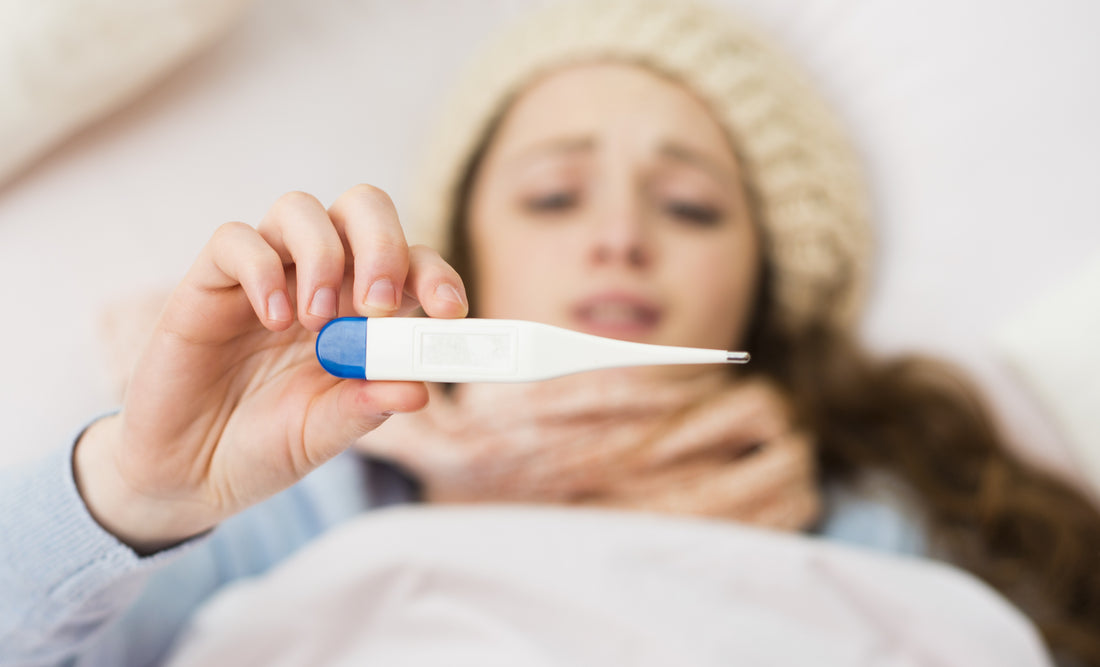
0, 434, 207, 666
1, 183, 461, 665
0, 430, 402, 666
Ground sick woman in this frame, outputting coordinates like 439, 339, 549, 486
3, 1, 1099, 665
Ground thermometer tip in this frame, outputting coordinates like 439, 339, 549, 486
726, 351, 751, 364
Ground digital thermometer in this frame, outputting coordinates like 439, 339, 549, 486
316, 317, 749, 383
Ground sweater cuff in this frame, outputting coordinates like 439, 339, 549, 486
1, 424, 210, 609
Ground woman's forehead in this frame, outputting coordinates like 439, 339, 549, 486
489, 62, 738, 172
500, 135, 739, 186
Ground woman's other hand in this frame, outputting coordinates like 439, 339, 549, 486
74, 185, 468, 553
358, 374, 821, 531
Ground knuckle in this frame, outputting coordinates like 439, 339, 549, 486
246, 242, 280, 270
308, 243, 347, 277
407, 244, 440, 263
213, 220, 251, 240
209, 221, 255, 251
748, 380, 792, 419
345, 183, 395, 211
274, 190, 322, 214
744, 377, 779, 402
361, 236, 409, 265
265, 191, 323, 227
408, 243, 442, 260
335, 185, 409, 252
316, 240, 346, 267
410, 245, 459, 280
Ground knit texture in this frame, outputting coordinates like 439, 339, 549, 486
408, 0, 872, 333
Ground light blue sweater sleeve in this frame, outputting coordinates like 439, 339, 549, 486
0, 431, 405, 667
814, 474, 928, 557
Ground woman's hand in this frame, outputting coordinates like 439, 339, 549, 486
357, 373, 821, 531
75, 185, 468, 554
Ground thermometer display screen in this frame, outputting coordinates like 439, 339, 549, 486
417, 330, 517, 374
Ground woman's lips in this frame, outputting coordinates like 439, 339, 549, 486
572, 293, 662, 340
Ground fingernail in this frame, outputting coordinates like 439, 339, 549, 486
267, 290, 292, 322
308, 286, 338, 319
434, 283, 465, 306
365, 279, 397, 311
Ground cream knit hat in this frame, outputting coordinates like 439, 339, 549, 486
408, 0, 871, 333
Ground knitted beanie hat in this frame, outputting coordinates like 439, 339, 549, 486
407, 0, 871, 333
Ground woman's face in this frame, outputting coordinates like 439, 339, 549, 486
467, 63, 761, 367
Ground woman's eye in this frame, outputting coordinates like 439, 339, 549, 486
665, 200, 722, 226
525, 192, 578, 213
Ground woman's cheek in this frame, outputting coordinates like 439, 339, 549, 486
477, 229, 567, 320
681, 245, 754, 347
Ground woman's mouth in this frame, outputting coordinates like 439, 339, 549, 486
572, 293, 662, 340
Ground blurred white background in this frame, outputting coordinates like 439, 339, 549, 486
1, 0, 1097, 486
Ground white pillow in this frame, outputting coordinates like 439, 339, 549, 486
997, 248, 1100, 491
0, 0, 255, 185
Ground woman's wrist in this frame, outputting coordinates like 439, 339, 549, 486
72, 414, 213, 555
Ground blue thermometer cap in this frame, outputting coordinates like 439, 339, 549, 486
316, 317, 368, 379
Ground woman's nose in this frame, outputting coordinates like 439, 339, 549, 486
589, 199, 652, 269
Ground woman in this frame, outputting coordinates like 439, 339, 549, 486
2, 0, 1098, 665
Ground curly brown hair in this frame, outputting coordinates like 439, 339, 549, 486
749, 307, 1100, 667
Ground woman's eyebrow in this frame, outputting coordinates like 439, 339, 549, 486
505, 136, 594, 169
658, 142, 736, 184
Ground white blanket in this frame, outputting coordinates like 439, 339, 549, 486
164, 506, 1051, 667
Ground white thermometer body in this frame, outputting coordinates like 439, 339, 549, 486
316, 317, 749, 383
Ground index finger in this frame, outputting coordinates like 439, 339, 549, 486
328, 184, 409, 317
